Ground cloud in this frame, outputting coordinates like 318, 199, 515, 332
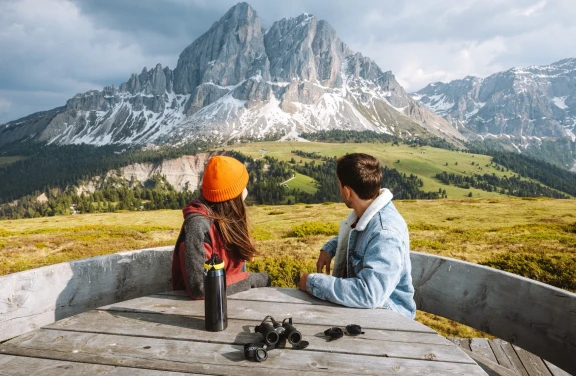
0, 98, 11, 112
1, 0, 575, 122
0, 0, 175, 122
0, 97, 12, 124
519, 0, 547, 16
352, 36, 508, 91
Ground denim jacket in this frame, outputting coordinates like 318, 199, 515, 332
306, 189, 416, 319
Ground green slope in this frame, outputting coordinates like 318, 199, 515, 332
225, 141, 548, 199
282, 172, 318, 194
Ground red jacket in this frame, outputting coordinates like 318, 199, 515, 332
172, 200, 250, 299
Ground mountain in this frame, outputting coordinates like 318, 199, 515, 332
0, 3, 464, 148
412, 59, 576, 143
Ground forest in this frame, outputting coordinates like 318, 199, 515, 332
1, 132, 575, 219
0, 150, 443, 219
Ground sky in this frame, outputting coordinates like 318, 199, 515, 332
1, 0, 575, 124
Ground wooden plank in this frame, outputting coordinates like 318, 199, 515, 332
448, 337, 471, 352
457, 348, 520, 376
97, 295, 436, 334
157, 290, 189, 297
470, 338, 498, 364
488, 339, 517, 372
411, 251, 576, 374
162, 288, 339, 307
498, 340, 530, 376
228, 288, 338, 306
0, 329, 487, 376
46, 310, 468, 363
543, 360, 572, 376
514, 345, 553, 376
0, 355, 15, 367
0, 354, 196, 375
0, 246, 173, 342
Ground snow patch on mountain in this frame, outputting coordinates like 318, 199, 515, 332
553, 96, 568, 110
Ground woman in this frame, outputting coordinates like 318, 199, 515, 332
172, 155, 270, 299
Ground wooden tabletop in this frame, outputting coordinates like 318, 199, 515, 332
0, 287, 486, 375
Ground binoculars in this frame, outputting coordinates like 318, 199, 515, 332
243, 342, 269, 362
255, 315, 303, 349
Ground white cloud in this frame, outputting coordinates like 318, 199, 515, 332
0, 98, 12, 113
351, 37, 508, 91
519, 0, 547, 16
0, 0, 175, 116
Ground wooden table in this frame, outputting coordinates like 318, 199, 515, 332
0, 287, 486, 375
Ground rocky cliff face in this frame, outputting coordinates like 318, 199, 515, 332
0, 2, 464, 147
413, 59, 576, 142
77, 153, 212, 194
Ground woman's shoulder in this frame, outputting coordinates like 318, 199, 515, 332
183, 199, 212, 219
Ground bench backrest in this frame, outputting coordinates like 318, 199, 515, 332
411, 251, 576, 374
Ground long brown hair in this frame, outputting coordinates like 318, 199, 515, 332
203, 194, 257, 261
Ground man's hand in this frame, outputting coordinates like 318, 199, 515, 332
299, 273, 309, 292
316, 250, 333, 274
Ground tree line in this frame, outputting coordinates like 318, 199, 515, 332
299, 130, 458, 150
435, 171, 569, 199
0, 174, 198, 219
0, 140, 209, 204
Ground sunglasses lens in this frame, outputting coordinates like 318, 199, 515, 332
324, 327, 344, 339
346, 324, 364, 335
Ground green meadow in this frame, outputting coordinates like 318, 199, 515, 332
224, 141, 545, 199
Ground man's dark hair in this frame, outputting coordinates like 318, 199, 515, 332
336, 153, 382, 200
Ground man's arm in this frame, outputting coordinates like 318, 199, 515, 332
316, 235, 338, 274
321, 236, 338, 257
305, 229, 404, 308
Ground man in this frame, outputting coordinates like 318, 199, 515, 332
298, 153, 416, 319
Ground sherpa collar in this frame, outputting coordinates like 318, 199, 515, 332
346, 188, 393, 231
331, 188, 394, 278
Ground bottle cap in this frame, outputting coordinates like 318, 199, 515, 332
204, 254, 225, 270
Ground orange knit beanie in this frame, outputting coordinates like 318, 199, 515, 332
201, 156, 249, 202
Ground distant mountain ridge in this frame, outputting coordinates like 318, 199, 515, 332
412, 58, 576, 144
0, 3, 463, 147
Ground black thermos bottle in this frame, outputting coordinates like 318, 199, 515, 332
204, 254, 227, 332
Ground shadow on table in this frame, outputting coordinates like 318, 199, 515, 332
106, 309, 206, 330
106, 309, 258, 362
221, 324, 254, 362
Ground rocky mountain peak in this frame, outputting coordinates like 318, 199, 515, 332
412, 58, 576, 143
264, 12, 349, 87
172, 2, 265, 95
0, 2, 465, 148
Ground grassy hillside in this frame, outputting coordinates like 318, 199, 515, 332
283, 172, 318, 194
224, 141, 550, 199
2, 197, 574, 337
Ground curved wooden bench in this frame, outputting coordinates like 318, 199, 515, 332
0, 246, 173, 342
411, 251, 576, 374
1, 248, 574, 373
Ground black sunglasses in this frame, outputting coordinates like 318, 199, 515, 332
324, 324, 365, 341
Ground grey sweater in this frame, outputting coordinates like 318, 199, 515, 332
181, 214, 271, 298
